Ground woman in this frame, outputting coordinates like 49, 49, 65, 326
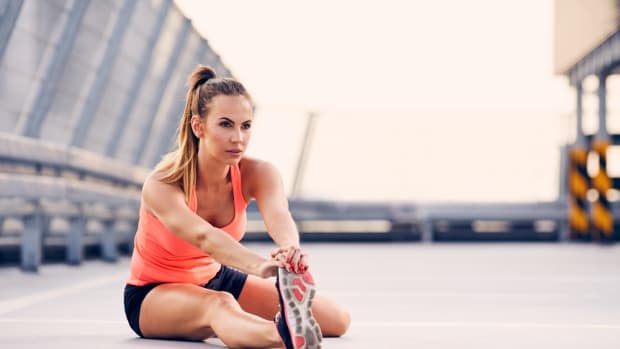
123, 65, 350, 349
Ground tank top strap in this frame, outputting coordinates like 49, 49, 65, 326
230, 164, 247, 209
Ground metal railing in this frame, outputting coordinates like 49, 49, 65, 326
0, 133, 144, 271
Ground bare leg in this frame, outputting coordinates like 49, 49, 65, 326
238, 275, 351, 337
139, 283, 282, 348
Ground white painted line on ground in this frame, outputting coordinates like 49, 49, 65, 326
0, 317, 126, 325
352, 321, 620, 329
0, 272, 127, 316
1, 318, 619, 331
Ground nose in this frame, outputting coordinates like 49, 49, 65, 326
230, 127, 244, 143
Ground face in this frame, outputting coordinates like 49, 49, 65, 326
191, 94, 253, 165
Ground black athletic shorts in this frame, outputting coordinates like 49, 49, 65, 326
123, 265, 248, 337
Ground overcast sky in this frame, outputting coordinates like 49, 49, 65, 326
174, 0, 578, 203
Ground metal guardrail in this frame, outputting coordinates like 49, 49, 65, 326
0, 134, 143, 271
0, 174, 141, 205
0, 133, 148, 185
242, 200, 423, 242
1, 134, 616, 271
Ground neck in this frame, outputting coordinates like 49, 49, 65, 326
196, 151, 231, 187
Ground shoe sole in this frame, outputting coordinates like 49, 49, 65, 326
277, 268, 322, 349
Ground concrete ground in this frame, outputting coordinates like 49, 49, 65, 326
0, 242, 619, 348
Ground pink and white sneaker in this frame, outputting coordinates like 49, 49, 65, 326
275, 267, 322, 349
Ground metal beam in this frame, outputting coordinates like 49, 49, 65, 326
558, 144, 569, 201
70, 0, 137, 147
132, 17, 191, 164
569, 30, 620, 85
597, 74, 609, 140
15, 0, 90, 138
575, 81, 586, 148
291, 112, 318, 198
105, 0, 171, 157
147, 39, 208, 167
0, 0, 23, 65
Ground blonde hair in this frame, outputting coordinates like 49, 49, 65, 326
154, 65, 251, 202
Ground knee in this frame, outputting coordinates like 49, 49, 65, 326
326, 308, 351, 337
207, 292, 239, 312
335, 308, 351, 336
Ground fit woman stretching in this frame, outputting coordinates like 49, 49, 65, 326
123, 65, 350, 348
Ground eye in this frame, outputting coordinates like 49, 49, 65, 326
219, 120, 232, 128
242, 122, 252, 130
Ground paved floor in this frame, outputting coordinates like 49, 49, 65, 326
0, 242, 619, 348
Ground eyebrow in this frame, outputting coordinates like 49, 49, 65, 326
218, 117, 252, 123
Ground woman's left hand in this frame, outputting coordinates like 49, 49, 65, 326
255, 259, 282, 278
270, 245, 309, 274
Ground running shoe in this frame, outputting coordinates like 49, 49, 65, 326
275, 267, 322, 349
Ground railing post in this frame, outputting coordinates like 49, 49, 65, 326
100, 219, 117, 262
66, 214, 85, 265
20, 209, 43, 272
421, 218, 433, 243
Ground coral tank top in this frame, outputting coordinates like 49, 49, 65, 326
127, 164, 247, 286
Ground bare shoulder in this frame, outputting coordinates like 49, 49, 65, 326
141, 169, 184, 211
142, 169, 172, 193
239, 157, 282, 198
239, 157, 280, 179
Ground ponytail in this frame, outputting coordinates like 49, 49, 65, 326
153, 65, 251, 203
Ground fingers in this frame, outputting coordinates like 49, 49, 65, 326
298, 252, 309, 273
271, 246, 309, 274
289, 249, 306, 273
270, 246, 288, 259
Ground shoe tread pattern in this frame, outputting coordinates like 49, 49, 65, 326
278, 268, 322, 349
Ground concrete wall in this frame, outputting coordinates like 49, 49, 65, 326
0, 0, 231, 168
554, 0, 620, 74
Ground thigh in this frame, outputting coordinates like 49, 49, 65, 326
237, 275, 280, 320
238, 275, 349, 336
139, 283, 226, 340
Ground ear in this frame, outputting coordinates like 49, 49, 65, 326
190, 115, 203, 137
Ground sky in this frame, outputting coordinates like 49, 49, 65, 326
174, 0, 578, 203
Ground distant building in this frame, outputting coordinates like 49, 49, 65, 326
554, 0, 620, 240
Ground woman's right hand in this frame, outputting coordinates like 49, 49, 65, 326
270, 246, 309, 274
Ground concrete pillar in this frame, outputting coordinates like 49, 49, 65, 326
132, 17, 191, 164
105, 0, 171, 157
70, 0, 137, 147
591, 74, 613, 241
146, 39, 208, 167
0, 0, 23, 64
15, 0, 91, 138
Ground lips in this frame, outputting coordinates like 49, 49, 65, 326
226, 149, 243, 155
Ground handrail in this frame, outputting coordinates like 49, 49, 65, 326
0, 173, 140, 206
0, 133, 149, 186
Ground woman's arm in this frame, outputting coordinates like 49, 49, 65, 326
248, 160, 308, 272
142, 174, 280, 278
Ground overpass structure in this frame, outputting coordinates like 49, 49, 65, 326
0, 1, 618, 271
0, 0, 234, 270
555, 0, 620, 242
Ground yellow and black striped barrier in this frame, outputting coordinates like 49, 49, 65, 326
591, 139, 613, 240
568, 147, 589, 239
